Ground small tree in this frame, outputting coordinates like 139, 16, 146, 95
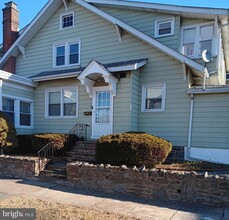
0, 111, 17, 155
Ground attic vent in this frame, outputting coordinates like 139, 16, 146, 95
119, 72, 126, 78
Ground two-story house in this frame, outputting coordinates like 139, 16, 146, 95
0, 0, 228, 164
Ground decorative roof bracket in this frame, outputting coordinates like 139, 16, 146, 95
115, 24, 123, 42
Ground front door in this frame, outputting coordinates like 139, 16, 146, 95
92, 87, 113, 138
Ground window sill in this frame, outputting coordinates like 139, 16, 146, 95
45, 116, 79, 119
141, 109, 165, 113
53, 63, 80, 69
154, 33, 174, 38
16, 126, 33, 129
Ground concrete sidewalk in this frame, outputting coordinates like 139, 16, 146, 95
0, 177, 228, 220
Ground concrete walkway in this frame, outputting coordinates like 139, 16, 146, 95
0, 177, 228, 220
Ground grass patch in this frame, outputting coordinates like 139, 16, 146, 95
0, 196, 138, 220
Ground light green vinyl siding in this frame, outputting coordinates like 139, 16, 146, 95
14, 1, 227, 148
33, 78, 91, 137
2, 85, 33, 100
138, 59, 190, 147
98, 6, 180, 51
113, 72, 131, 133
2, 83, 34, 135
191, 94, 229, 149
130, 70, 140, 131
181, 18, 210, 27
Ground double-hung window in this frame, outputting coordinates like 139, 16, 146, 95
60, 12, 74, 29
141, 84, 166, 112
2, 98, 15, 123
2, 97, 32, 128
46, 87, 78, 118
182, 23, 214, 58
155, 17, 174, 38
20, 101, 31, 126
54, 41, 80, 67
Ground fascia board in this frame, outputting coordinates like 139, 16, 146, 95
0, 70, 36, 87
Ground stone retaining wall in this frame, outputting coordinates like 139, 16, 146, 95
0, 155, 46, 178
67, 162, 229, 208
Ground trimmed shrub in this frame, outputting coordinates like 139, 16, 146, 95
96, 132, 172, 168
32, 133, 66, 155
0, 111, 18, 154
15, 133, 78, 156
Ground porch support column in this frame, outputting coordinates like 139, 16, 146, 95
0, 79, 2, 111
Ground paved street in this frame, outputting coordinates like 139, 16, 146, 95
0, 177, 228, 220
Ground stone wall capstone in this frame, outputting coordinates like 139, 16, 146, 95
67, 161, 229, 208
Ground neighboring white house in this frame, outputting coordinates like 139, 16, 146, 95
0, 0, 228, 164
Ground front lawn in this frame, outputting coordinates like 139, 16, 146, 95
0, 196, 138, 220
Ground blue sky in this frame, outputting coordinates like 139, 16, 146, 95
0, 0, 229, 43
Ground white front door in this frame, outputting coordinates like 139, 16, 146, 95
92, 87, 113, 138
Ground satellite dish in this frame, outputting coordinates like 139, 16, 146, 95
202, 50, 213, 63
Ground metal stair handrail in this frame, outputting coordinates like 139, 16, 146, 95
66, 123, 89, 141
37, 141, 54, 172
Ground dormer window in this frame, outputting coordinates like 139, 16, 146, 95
60, 12, 74, 29
181, 23, 215, 58
155, 17, 174, 38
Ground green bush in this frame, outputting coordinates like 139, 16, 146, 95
15, 133, 79, 156
96, 132, 172, 168
0, 111, 17, 154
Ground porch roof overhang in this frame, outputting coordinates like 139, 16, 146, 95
78, 59, 119, 98
30, 58, 148, 82
0, 70, 36, 88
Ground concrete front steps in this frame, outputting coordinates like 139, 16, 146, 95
66, 141, 96, 163
39, 160, 67, 183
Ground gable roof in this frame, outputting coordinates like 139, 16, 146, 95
0, 0, 63, 68
0, 0, 219, 78
75, 0, 208, 77
86, 0, 229, 19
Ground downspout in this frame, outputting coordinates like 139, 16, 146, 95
186, 93, 194, 160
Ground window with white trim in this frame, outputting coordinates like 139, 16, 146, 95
54, 41, 80, 67
20, 101, 31, 126
46, 88, 78, 118
182, 23, 214, 58
60, 12, 74, 29
2, 97, 33, 128
2, 97, 15, 123
155, 18, 174, 38
141, 84, 166, 112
